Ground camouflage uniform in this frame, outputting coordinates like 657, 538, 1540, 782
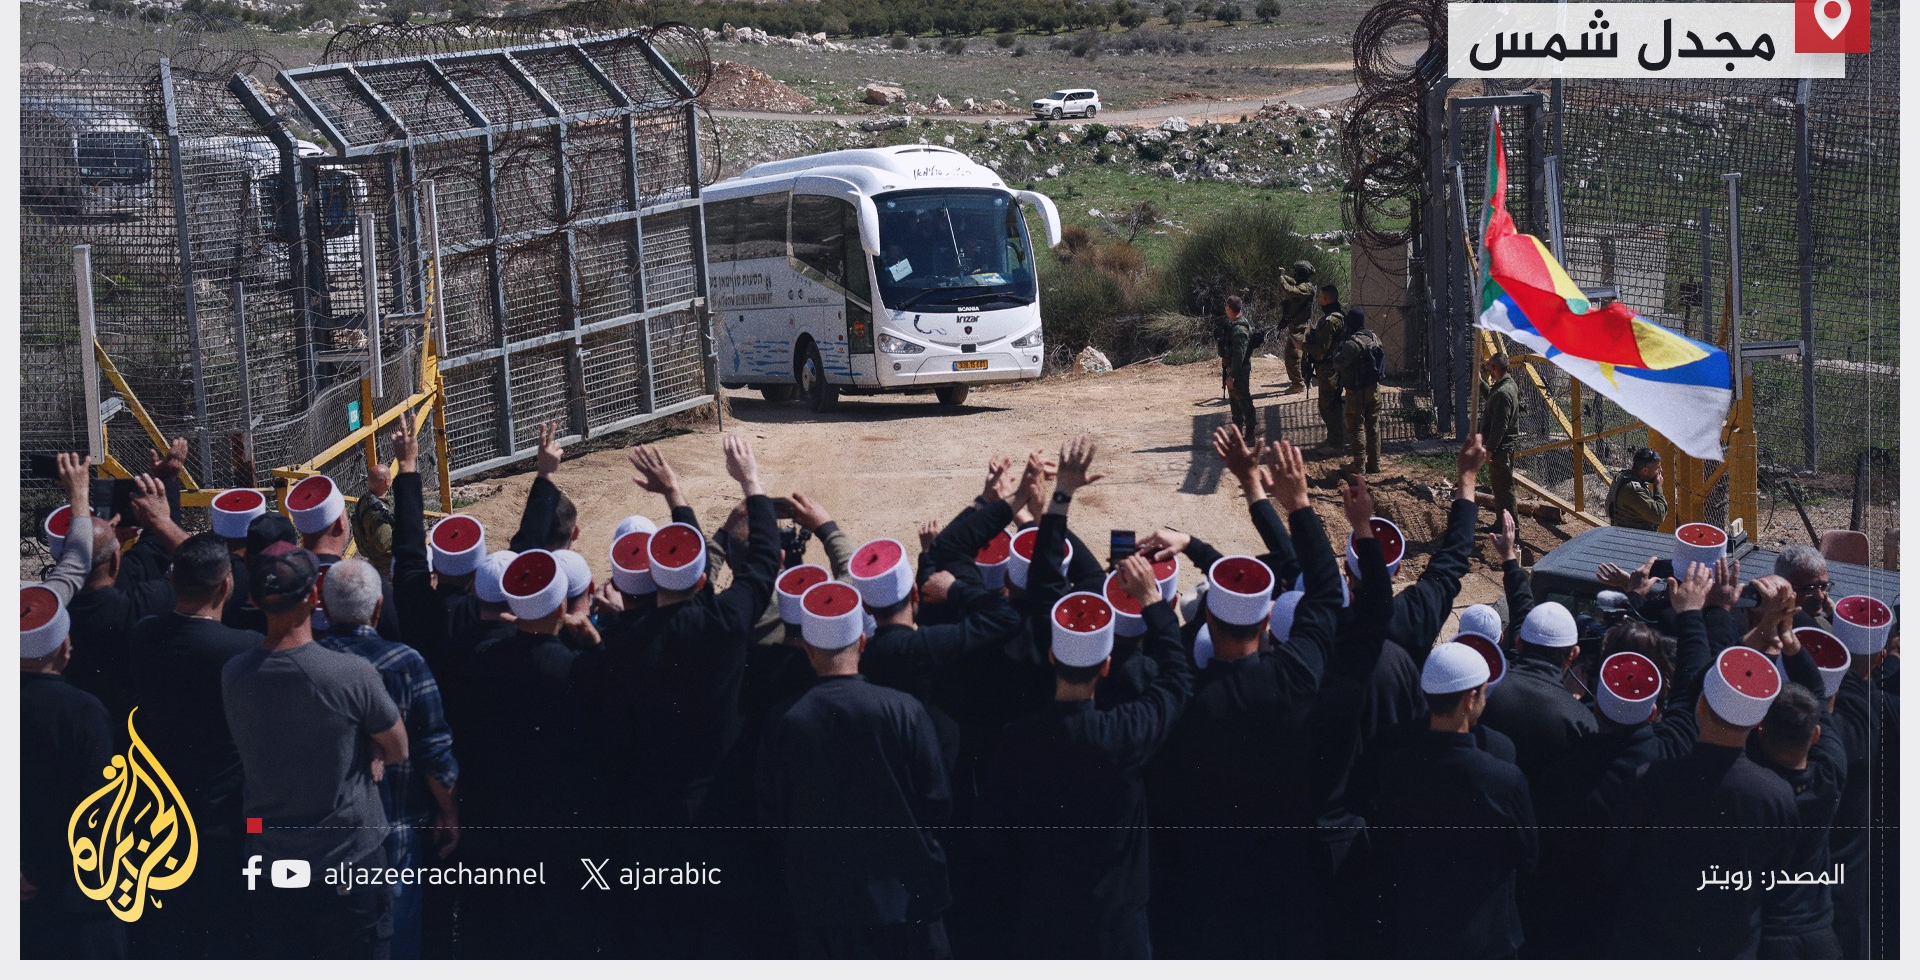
1276, 262, 1317, 388
1303, 306, 1347, 447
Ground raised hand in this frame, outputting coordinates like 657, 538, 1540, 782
918, 519, 942, 553
592, 580, 627, 617
788, 491, 830, 532
536, 421, 564, 478
628, 444, 679, 498
1342, 474, 1376, 536
723, 434, 762, 495
127, 473, 171, 530
1490, 510, 1520, 564
392, 410, 420, 474
1055, 435, 1105, 497
1457, 433, 1488, 497
1212, 424, 1262, 489
981, 455, 1015, 506
1138, 527, 1191, 563
1116, 554, 1163, 608
1263, 439, 1310, 514
921, 569, 955, 605
1016, 450, 1053, 514
1706, 557, 1742, 610
1667, 559, 1712, 613
149, 437, 189, 481
55, 452, 91, 511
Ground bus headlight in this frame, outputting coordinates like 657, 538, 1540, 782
878, 334, 926, 355
1012, 328, 1043, 348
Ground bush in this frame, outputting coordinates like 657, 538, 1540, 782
1012, 42, 1028, 56
995, 32, 1017, 48
940, 38, 968, 55
890, 35, 910, 49
1082, 122, 1110, 144
1158, 208, 1346, 319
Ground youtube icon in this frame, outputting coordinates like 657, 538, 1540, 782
1796, 0, 1871, 53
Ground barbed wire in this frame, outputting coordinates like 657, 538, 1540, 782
1341, 0, 1446, 248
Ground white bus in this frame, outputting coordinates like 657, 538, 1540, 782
702, 146, 1061, 410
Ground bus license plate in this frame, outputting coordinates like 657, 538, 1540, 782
953, 359, 988, 371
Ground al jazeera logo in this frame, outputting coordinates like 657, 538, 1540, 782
66, 709, 199, 922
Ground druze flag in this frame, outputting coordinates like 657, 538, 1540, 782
1474, 110, 1732, 461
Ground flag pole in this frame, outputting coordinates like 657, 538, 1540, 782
1454, 162, 1483, 432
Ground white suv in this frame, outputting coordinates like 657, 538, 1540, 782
1032, 89, 1100, 120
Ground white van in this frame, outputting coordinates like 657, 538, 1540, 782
21, 97, 161, 219
703, 146, 1061, 410
177, 135, 367, 282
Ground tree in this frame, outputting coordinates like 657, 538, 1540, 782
1216, 2, 1241, 26
1255, 0, 1280, 22
1163, 2, 1185, 27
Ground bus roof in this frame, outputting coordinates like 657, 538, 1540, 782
709, 145, 1011, 200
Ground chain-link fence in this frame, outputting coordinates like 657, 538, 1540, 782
20, 28, 715, 540
1429, 7, 1898, 542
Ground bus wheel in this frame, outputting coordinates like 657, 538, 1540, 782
798, 343, 838, 412
936, 385, 970, 407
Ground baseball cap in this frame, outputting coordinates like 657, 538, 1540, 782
246, 512, 298, 556
249, 541, 320, 609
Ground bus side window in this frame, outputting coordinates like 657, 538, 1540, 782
704, 199, 738, 264
738, 193, 787, 261
790, 195, 847, 287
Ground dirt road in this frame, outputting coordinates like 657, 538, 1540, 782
710, 82, 1359, 127
462, 358, 1581, 634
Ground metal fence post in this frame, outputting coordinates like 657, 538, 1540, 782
73, 245, 105, 463
233, 279, 254, 481
419, 179, 448, 359
362, 210, 384, 400
1794, 79, 1817, 473
159, 60, 215, 484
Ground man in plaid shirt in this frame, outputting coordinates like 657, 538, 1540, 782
320, 558, 460, 960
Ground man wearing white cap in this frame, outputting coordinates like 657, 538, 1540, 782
705, 490, 855, 652
977, 556, 1190, 958
1365, 641, 1538, 958
386, 412, 493, 673
1828, 611, 1898, 959
1155, 439, 1346, 958
64, 471, 186, 725
1603, 640, 1800, 958
21, 454, 124, 958
757, 580, 953, 958
1382, 435, 1489, 659
1480, 599, 1596, 780
1524, 562, 1718, 957
289, 470, 403, 642
608, 436, 781, 830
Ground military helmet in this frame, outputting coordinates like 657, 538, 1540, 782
1291, 260, 1315, 280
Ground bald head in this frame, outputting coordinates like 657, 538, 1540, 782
367, 462, 392, 498
90, 521, 119, 569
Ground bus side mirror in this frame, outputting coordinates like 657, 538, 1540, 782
856, 198, 883, 256
1012, 190, 1062, 248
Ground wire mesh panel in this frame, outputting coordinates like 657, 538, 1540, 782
18, 30, 711, 533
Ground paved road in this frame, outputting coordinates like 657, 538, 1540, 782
709, 82, 1359, 127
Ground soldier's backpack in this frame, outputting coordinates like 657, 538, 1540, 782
1352, 331, 1385, 386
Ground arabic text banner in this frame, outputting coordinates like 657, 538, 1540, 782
1449, 4, 1846, 78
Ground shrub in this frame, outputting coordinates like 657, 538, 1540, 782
1012, 42, 1028, 56
890, 35, 910, 49
917, 41, 933, 51
940, 38, 968, 55
1158, 208, 1346, 319
995, 32, 1017, 48
1082, 122, 1110, 144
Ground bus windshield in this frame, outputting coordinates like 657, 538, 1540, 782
76, 134, 151, 183
873, 189, 1037, 312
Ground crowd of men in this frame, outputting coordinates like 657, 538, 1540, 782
20, 412, 1900, 960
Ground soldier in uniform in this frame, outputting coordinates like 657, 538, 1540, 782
1303, 284, 1348, 450
1605, 448, 1668, 532
353, 461, 395, 580
1220, 295, 1257, 441
1479, 352, 1521, 523
1330, 307, 1385, 474
1277, 260, 1317, 395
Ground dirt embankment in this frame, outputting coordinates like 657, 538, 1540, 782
695, 60, 815, 113
461, 359, 1577, 633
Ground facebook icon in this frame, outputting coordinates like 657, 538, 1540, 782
243, 855, 311, 890
243, 855, 264, 891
